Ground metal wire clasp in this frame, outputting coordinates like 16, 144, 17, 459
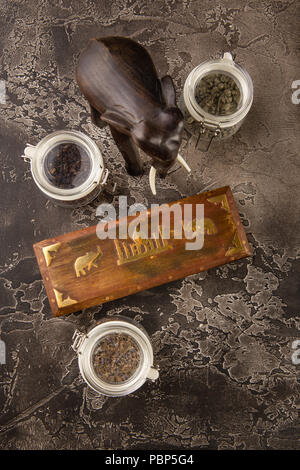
195, 122, 221, 152
71, 330, 86, 353
21, 144, 36, 163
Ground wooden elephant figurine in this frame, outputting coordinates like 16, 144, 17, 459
76, 36, 191, 195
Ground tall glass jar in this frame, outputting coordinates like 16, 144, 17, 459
180, 53, 253, 145
72, 316, 159, 397
22, 130, 109, 207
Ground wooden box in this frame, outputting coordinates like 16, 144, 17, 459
33, 186, 251, 316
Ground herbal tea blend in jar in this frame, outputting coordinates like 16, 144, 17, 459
180, 53, 253, 147
72, 316, 159, 397
22, 130, 109, 207
92, 333, 141, 384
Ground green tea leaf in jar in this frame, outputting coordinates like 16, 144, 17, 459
195, 72, 241, 116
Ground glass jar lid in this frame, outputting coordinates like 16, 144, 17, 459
183, 53, 253, 129
72, 317, 159, 397
23, 130, 106, 202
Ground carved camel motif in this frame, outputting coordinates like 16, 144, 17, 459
76, 36, 191, 195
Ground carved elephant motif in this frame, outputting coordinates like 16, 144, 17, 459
74, 246, 103, 277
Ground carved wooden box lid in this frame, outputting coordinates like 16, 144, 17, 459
33, 186, 251, 316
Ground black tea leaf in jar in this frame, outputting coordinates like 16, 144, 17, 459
44, 143, 91, 189
21, 130, 109, 207
92, 333, 141, 384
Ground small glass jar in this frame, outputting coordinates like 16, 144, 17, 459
180, 52, 253, 145
71, 316, 159, 397
22, 130, 109, 207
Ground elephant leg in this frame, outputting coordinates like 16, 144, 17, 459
90, 105, 106, 128
109, 125, 144, 176
88, 261, 98, 270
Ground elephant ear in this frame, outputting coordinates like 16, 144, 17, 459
101, 109, 132, 135
160, 75, 176, 107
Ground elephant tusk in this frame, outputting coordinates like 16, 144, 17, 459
149, 166, 157, 195
149, 155, 190, 195
177, 154, 191, 173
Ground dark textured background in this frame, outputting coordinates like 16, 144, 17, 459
0, 0, 299, 450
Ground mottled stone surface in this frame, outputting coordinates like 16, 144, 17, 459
0, 0, 299, 450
